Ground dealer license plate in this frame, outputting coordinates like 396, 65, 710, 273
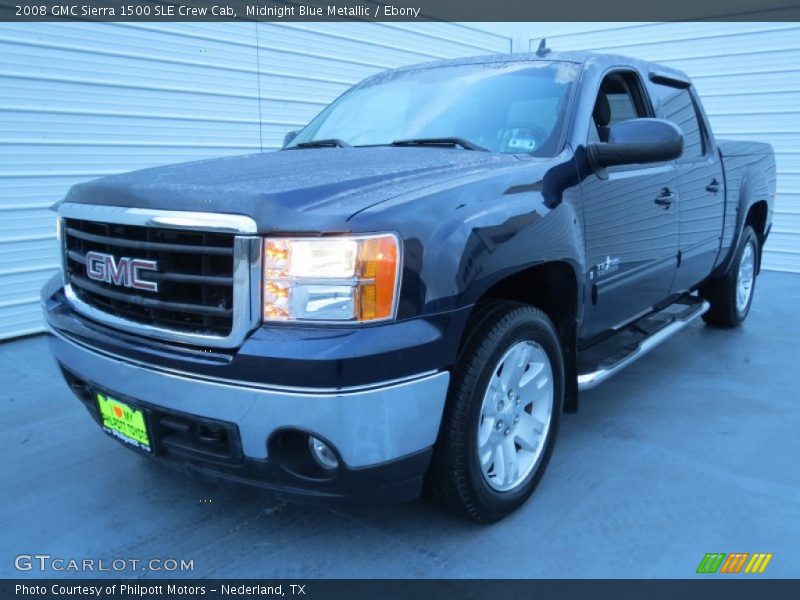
96, 393, 152, 452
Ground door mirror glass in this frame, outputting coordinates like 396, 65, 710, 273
589, 118, 683, 168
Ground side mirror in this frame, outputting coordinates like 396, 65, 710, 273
283, 130, 299, 148
589, 118, 683, 168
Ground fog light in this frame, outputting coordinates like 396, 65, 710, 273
308, 436, 339, 470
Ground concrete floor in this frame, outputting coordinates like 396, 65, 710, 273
1, 271, 798, 579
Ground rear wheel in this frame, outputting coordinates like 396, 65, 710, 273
701, 225, 759, 327
424, 301, 564, 523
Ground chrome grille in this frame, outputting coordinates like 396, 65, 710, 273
65, 219, 234, 335
58, 204, 261, 348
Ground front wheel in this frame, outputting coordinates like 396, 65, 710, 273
424, 301, 564, 523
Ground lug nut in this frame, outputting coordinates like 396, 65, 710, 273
504, 428, 511, 436
498, 400, 505, 410
496, 420, 504, 431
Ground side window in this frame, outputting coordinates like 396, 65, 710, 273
652, 84, 705, 160
592, 72, 650, 142
606, 91, 638, 125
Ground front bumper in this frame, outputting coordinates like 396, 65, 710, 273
43, 279, 452, 503
55, 351, 437, 504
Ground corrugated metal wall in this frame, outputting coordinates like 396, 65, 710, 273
0, 22, 511, 339
2, 21, 797, 340
521, 22, 800, 273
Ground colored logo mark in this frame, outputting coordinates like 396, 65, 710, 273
696, 552, 773, 574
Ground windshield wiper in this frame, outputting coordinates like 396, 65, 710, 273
390, 137, 488, 152
290, 138, 352, 149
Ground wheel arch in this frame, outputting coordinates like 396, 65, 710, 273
718, 169, 771, 277
463, 260, 581, 413
745, 199, 769, 273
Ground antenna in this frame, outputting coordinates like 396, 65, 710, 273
536, 39, 551, 57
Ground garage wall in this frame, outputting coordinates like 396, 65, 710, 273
3, 21, 797, 340
521, 22, 800, 273
0, 22, 511, 340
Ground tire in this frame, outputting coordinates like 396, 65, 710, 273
701, 225, 759, 327
424, 300, 564, 523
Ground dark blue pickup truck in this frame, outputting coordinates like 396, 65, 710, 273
42, 50, 775, 522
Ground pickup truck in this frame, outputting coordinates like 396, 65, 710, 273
42, 50, 776, 522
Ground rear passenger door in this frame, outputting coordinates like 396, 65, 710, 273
579, 70, 680, 339
651, 80, 725, 293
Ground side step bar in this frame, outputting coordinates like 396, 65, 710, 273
577, 296, 710, 391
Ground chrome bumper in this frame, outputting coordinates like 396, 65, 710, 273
48, 327, 450, 468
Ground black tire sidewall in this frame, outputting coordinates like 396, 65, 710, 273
463, 309, 564, 515
700, 224, 760, 328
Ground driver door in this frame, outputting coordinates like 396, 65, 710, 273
579, 71, 680, 340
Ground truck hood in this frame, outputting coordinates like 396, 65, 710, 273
63, 147, 521, 232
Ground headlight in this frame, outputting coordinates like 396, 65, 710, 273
263, 234, 400, 323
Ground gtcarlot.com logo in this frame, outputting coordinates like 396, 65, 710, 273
696, 552, 773, 574
14, 554, 194, 573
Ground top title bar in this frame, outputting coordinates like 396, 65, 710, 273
2, 0, 800, 22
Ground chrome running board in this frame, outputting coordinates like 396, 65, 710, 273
577, 296, 710, 391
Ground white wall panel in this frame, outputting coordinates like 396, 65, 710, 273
9, 20, 793, 339
0, 22, 511, 339
0, 22, 264, 339
523, 22, 800, 272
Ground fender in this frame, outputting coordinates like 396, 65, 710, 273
714, 167, 771, 278
458, 203, 586, 310
452, 202, 585, 415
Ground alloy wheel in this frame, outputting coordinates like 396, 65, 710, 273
477, 341, 554, 492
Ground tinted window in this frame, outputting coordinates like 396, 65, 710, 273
606, 91, 639, 125
289, 61, 580, 156
653, 84, 705, 160
591, 73, 650, 143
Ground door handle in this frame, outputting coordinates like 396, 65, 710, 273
654, 188, 675, 209
706, 178, 721, 193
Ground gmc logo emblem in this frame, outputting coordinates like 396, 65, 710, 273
85, 251, 159, 292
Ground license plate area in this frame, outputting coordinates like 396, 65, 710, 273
96, 392, 152, 453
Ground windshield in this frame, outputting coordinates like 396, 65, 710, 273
287, 61, 580, 156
